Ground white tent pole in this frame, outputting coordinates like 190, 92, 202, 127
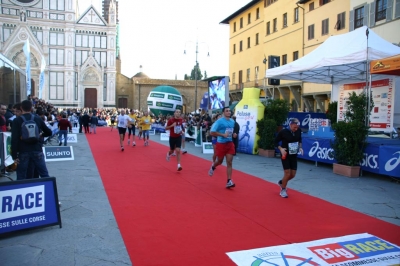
365, 28, 370, 127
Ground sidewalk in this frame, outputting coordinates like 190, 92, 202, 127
1, 131, 399, 265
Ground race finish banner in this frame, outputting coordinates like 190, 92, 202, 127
43, 146, 74, 162
227, 233, 400, 266
0, 177, 62, 235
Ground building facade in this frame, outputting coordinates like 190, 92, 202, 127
222, 0, 400, 112
0, 0, 118, 108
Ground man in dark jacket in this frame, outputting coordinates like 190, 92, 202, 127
11, 100, 52, 180
81, 112, 90, 134
232, 115, 240, 156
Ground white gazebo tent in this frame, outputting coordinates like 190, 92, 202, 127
265, 26, 400, 101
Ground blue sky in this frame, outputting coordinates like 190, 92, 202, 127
79, 0, 250, 79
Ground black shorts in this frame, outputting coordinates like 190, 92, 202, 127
118, 127, 127, 135
281, 154, 298, 170
110, 120, 115, 125
169, 136, 182, 150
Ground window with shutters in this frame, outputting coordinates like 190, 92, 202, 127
308, 24, 315, 40
322, 18, 329, 35
319, 0, 330, 6
240, 17, 243, 28
273, 18, 277, 32
354, 7, 364, 29
267, 21, 271, 35
283, 13, 287, 27
233, 44, 236, 54
233, 22, 236, 32
246, 68, 250, 82
232, 72, 236, 84
293, 51, 299, 61
309, 2, 314, 11
256, 8, 260, 20
294, 7, 299, 22
239, 41, 243, 52
248, 13, 251, 24
247, 37, 251, 48
335, 12, 346, 30
282, 54, 287, 65
265, 0, 277, 7
375, 0, 387, 21
255, 33, 259, 45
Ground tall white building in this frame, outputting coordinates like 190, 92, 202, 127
0, 0, 118, 108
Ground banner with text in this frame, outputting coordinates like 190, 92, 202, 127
227, 233, 400, 266
43, 146, 74, 162
0, 178, 62, 235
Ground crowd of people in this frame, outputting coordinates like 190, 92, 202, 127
1, 95, 304, 197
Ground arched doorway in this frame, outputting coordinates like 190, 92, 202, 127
85, 88, 97, 108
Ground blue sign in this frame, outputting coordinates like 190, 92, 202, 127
283, 112, 327, 129
379, 145, 400, 177
0, 177, 62, 235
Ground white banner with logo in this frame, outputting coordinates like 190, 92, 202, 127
2, 132, 14, 166
227, 233, 400, 266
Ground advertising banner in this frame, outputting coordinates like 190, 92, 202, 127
338, 79, 395, 131
299, 137, 336, 164
379, 145, 400, 177
284, 113, 327, 130
227, 233, 400, 266
0, 178, 62, 235
43, 146, 74, 162
235, 88, 265, 155
59, 134, 77, 143
2, 132, 14, 166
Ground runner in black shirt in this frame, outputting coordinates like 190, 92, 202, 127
274, 118, 303, 198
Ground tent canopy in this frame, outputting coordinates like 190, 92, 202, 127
266, 26, 400, 84
370, 54, 400, 76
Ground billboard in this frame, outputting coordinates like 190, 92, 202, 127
208, 77, 229, 110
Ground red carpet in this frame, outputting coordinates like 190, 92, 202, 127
87, 127, 400, 265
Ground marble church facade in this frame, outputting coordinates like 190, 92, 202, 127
0, 0, 117, 108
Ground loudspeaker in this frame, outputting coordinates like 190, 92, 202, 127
268, 55, 280, 85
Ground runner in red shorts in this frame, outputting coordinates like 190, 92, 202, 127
208, 107, 237, 188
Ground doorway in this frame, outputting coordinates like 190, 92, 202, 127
85, 88, 97, 108
118, 97, 127, 108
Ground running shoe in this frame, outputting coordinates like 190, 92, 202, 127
177, 165, 182, 171
182, 150, 187, 154
121, 146, 124, 151
208, 166, 214, 176
280, 188, 288, 198
128, 139, 130, 145
166, 152, 170, 162
132, 142, 136, 147
226, 180, 235, 188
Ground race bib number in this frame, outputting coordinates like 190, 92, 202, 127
174, 125, 182, 134
118, 121, 125, 127
225, 128, 233, 138
288, 142, 299, 154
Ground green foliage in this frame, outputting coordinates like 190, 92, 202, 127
326, 101, 338, 125
331, 121, 369, 166
190, 63, 203, 80
256, 118, 276, 150
263, 98, 290, 126
331, 92, 373, 166
344, 91, 374, 124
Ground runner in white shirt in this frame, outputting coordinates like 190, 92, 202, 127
117, 109, 132, 151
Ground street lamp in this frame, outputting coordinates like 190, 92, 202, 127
184, 41, 209, 112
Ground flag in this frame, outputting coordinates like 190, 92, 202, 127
39, 56, 46, 99
23, 39, 31, 97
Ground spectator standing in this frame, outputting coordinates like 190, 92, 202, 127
58, 114, 72, 146
90, 114, 98, 134
11, 100, 52, 180
82, 112, 90, 133
232, 115, 240, 156
0, 104, 7, 132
